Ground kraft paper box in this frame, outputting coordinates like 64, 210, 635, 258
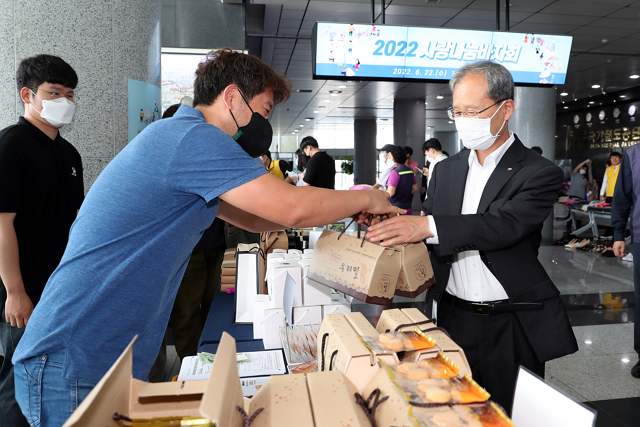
309, 230, 402, 305
317, 313, 398, 393
361, 363, 415, 427
260, 231, 289, 255
395, 243, 435, 297
250, 374, 315, 427
306, 371, 370, 427
376, 308, 471, 377
64, 332, 245, 426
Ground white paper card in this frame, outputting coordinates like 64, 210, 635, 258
262, 308, 286, 349
252, 295, 270, 339
293, 306, 322, 325
235, 248, 259, 323
178, 349, 286, 381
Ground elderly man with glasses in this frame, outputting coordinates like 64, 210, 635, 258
366, 60, 578, 412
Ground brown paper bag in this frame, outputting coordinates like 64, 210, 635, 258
309, 230, 401, 305
260, 231, 289, 254
395, 242, 435, 297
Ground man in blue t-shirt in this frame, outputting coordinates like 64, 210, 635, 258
13, 50, 400, 426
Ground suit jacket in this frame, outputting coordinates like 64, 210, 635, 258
424, 136, 578, 363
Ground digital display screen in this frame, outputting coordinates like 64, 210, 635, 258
313, 22, 573, 85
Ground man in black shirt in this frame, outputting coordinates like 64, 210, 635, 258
300, 136, 335, 189
0, 55, 83, 426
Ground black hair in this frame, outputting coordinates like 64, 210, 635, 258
404, 146, 413, 157
263, 150, 272, 160
300, 136, 319, 151
388, 146, 406, 164
295, 149, 308, 171
16, 54, 78, 93
423, 138, 442, 152
193, 49, 289, 107
162, 104, 180, 119
610, 151, 622, 159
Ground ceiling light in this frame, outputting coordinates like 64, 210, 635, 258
313, 110, 319, 114
448, 120, 454, 124
589, 101, 595, 105
329, 90, 342, 94
620, 95, 627, 99
338, 85, 347, 89
630, 74, 640, 79
436, 95, 444, 100
574, 98, 578, 101
584, 340, 592, 345
563, 106, 569, 109
591, 84, 600, 89
323, 99, 331, 103
425, 102, 429, 106
305, 118, 311, 121
560, 92, 568, 97
426, 126, 433, 129
621, 357, 630, 364
298, 124, 304, 128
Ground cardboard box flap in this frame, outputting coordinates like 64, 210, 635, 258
249, 374, 315, 427
199, 332, 245, 425
63, 337, 137, 426
306, 371, 371, 427
319, 314, 372, 362
344, 312, 379, 337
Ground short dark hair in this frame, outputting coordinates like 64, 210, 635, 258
263, 150, 272, 160
16, 54, 78, 93
193, 49, 290, 107
404, 146, 413, 157
300, 136, 319, 151
162, 104, 180, 119
423, 138, 442, 152
610, 151, 622, 159
388, 146, 406, 164
295, 149, 308, 171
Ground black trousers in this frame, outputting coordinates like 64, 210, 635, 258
437, 293, 545, 414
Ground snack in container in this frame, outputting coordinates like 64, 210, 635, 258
374, 330, 437, 352
398, 374, 490, 405
395, 353, 459, 380
412, 402, 514, 427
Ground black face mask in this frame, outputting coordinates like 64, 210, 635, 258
229, 91, 273, 158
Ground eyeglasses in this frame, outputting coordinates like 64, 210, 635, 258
447, 99, 508, 120
35, 89, 76, 102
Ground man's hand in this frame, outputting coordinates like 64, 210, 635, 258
423, 167, 429, 176
5, 289, 33, 328
366, 215, 432, 246
364, 189, 405, 216
613, 241, 626, 258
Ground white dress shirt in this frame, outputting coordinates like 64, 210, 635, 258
425, 152, 448, 199
427, 134, 516, 302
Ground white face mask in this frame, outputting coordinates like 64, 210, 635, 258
384, 156, 395, 168
33, 93, 76, 128
455, 101, 507, 151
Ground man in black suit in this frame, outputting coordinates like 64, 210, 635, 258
367, 60, 577, 411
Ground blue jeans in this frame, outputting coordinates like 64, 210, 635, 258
0, 322, 29, 427
14, 351, 94, 427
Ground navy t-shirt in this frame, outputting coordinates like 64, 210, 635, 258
14, 106, 265, 383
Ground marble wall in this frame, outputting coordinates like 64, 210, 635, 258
0, 0, 161, 190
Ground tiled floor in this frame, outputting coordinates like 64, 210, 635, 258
541, 245, 639, 426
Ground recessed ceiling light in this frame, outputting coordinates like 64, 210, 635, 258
338, 85, 347, 89
574, 98, 578, 101
299, 124, 304, 128
589, 101, 595, 105
563, 106, 569, 109
323, 99, 331, 103
305, 117, 313, 121
621, 357, 630, 364
560, 92, 568, 97
436, 95, 444, 100
329, 90, 342, 95
591, 84, 600, 89
584, 340, 592, 345
630, 74, 640, 79
620, 95, 627, 99
426, 126, 433, 129
291, 131, 296, 134
313, 110, 319, 114
425, 102, 429, 106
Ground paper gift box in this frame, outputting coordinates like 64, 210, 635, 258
64, 333, 244, 426
293, 305, 322, 325
395, 242, 435, 297
322, 301, 351, 317
267, 262, 303, 308
235, 243, 264, 323
260, 231, 289, 255
376, 308, 471, 377
317, 313, 398, 393
302, 266, 340, 306
309, 230, 402, 305
306, 371, 371, 427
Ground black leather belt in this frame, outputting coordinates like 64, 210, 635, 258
441, 292, 543, 315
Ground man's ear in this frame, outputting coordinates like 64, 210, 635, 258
221, 84, 238, 110
503, 99, 515, 121
19, 87, 33, 105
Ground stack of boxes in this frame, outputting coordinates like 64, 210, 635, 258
220, 248, 237, 293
